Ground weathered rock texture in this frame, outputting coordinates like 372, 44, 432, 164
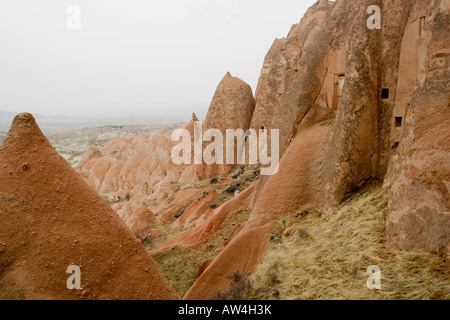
78, 130, 178, 199
204, 72, 255, 132
185, 0, 450, 298
251, 0, 334, 136
112, 198, 156, 235
0, 113, 178, 300
385, 0, 450, 253
64, 0, 448, 300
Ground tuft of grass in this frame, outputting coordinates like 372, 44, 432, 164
248, 185, 450, 300
213, 271, 252, 300
153, 246, 202, 297
213, 165, 260, 208
320, 118, 335, 126
172, 203, 190, 222
106, 192, 131, 205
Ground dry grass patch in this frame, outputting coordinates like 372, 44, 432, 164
212, 165, 260, 208
153, 246, 203, 296
249, 185, 449, 300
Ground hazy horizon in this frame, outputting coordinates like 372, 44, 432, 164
0, 0, 315, 121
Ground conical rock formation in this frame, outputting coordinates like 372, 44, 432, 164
0, 113, 179, 300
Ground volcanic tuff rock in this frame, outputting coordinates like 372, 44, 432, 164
73, 0, 448, 299
77, 145, 103, 170
112, 198, 156, 235
384, 0, 450, 253
78, 130, 178, 200
186, 0, 450, 298
204, 72, 255, 132
250, 0, 334, 134
179, 112, 232, 184
77, 112, 231, 203
0, 113, 178, 299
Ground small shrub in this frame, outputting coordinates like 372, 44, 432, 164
198, 192, 209, 200
210, 177, 219, 184
226, 181, 240, 193
135, 228, 156, 247
231, 166, 245, 179
172, 204, 189, 221
297, 228, 311, 239
212, 271, 251, 300
209, 203, 218, 209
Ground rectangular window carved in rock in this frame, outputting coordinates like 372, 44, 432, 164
332, 74, 345, 111
419, 16, 426, 38
337, 74, 345, 96
392, 142, 400, 150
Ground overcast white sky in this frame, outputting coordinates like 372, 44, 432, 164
0, 0, 316, 120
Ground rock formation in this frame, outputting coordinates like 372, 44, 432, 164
185, 0, 450, 298
78, 130, 178, 200
111, 198, 156, 235
384, 0, 450, 254
0, 113, 178, 299
26, 0, 448, 300
204, 72, 255, 132
251, 0, 334, 136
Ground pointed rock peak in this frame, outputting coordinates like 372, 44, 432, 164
184, 112, 200, 134
2, 112, 51, 152
316, 0, 333, 10
272, 37, 287, 48
220, 72, 250, 91
0, 114, 179, 300
287, 24, 299, 39
8, 112, 40, 134
88, 144, 102, 154
204, 71, 255, 132
12, 112, 36, 125
77, 145, 103, 169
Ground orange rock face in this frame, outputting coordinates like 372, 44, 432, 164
251, 0, 334, 134
18, 0, 446, 300
204, 72, 255, 132
184, 222, 273, 300
184, 0, 450, 298
0, 113, 179, 300
385, 0, 450, 254
78, 130, 181, 204
112, 198, 156, 235
75, 110, 241, 245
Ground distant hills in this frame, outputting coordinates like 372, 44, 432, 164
0, 110, 188, 135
